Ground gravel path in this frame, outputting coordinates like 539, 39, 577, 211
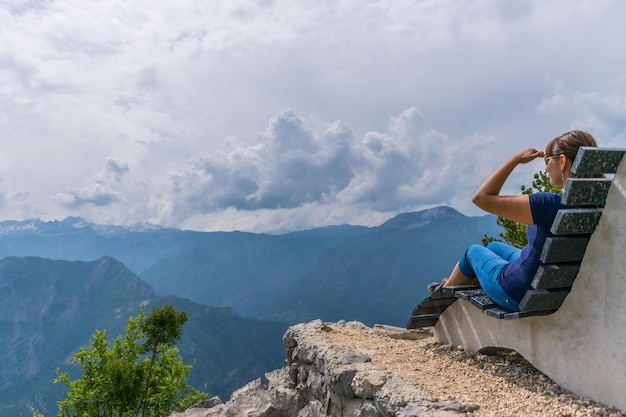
312, 322, 625, 417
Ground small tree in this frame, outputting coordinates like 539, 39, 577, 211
482, 171, 561, 248
50, 304, 206, 417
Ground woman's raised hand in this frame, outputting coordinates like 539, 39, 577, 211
516, 148, 545, 164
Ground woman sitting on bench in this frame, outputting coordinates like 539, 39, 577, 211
430, 130, 599, 311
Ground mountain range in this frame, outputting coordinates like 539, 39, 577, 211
0, 206, 501, 326
0, 206, 502, 415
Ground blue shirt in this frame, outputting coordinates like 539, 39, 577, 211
499, 192, 567, 302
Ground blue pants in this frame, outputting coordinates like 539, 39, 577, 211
458, 242, 521, 311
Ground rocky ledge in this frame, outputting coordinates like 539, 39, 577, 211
172, 320, 465, 417
172, 320, 625, 417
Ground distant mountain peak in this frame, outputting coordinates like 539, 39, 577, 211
0, 218, 44, 234
376, 206, 464, 232
0, 217, 166, 237
415, 206, 461, 218
61, 216, 87, 224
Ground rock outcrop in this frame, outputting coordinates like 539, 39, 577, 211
171, 320, 472, 417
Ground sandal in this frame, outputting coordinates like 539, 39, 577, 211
427, 278, 447, 294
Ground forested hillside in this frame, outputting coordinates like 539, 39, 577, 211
0, 256, 287, 417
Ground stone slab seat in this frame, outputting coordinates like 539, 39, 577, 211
406, 147, 626, 330
433, 150, 626, 411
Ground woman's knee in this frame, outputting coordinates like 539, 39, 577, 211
486, 241, 512, 253
466, 244, 486, 255
486, 241, 520, 261
486, 241, 500, 251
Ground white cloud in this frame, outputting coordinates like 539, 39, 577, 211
54, 158, 130, 206
0, 0, 626, 231
137, 107, 505, 231
160, 110, 354, 220
537, 76, 626, 145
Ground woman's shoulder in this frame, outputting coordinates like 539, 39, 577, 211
529, 191, 562, 205
529, 192, 563, 226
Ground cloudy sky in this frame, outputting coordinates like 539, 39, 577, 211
1, 0, 625, 233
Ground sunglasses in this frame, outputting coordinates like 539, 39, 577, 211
544, 154, 562, 165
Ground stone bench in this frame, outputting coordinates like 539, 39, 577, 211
405, 146, 626, 411
406, 147, 626, 328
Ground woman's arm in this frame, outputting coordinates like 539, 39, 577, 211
472, 148, 544, 225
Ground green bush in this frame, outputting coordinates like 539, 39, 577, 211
37, 304, 206, 417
